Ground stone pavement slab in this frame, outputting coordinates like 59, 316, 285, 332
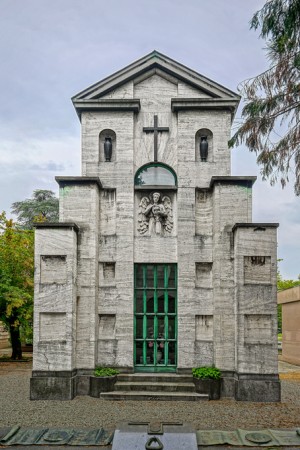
2, 425, 300, 449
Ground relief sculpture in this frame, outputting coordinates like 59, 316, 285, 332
138, 192, 173, 236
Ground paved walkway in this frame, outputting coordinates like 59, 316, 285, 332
1, 357, 300, 449
279, 360, 300, 373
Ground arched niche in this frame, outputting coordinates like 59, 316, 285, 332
134, 163, 177, 237
195, 129, 213, 162
135, 163, 177, 187
99, 129, 116, 162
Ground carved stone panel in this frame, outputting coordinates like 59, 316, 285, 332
244, 314, 272, 344
40, 255, 67, 284
244, 256, 271, 284
136, 191, 176, 236
40, 312, 66, 341
195, 315, 213, 341
195, 262, 213, 288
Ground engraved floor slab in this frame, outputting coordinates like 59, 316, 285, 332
112, 421, 197, 450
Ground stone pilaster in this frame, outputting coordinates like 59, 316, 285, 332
30, 223, 78, 400
233, 223, 280, 401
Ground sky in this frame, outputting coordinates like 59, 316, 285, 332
0, 0, 299, 279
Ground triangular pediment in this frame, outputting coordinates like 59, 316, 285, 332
72, 50, 239, 101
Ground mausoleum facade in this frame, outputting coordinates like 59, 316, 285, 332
30, 51, 280, 401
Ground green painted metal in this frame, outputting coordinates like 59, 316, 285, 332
134, 162, 177, 185
134, 263, 177, 373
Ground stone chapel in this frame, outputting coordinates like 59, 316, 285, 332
30, 51, 280, 402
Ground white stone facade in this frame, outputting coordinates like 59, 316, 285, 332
30, 51, 280, 401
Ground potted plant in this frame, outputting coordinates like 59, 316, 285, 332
89, 367, 119, 397
192, 366, 221, 400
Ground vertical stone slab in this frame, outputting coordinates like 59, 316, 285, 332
80, 109, 135, 370
57, 178, 101, 371
212, 179, 254, 373
30, 223, 78, 400
177, 184, 196, 369
233, 223, 280, 401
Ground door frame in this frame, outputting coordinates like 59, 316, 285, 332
134, 263, 177, 373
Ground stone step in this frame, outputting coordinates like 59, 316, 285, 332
117, 373, 193, 383
101, 390, 209, 401
114, 381, 196, 392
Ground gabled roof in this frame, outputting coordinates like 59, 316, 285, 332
72, 50, 239, 100
72, 51, 240, 119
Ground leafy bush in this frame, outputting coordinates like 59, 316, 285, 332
192, 366, 221, 380
94, 367, 119, 377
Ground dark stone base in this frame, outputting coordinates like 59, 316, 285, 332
30, 371, 76, 400
30, 370, 281, 402
89, 376, 117, 397
193, 378, 221, 400
220, 371, 236, 398
235, 373, 281, 402
76, 375, 91, 396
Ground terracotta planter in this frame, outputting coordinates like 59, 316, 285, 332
193, 377, 221, 400
89, 375, 117, 397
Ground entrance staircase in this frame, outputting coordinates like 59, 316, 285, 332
101, 373, 209, 401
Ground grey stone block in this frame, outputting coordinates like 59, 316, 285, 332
235, 374, 281, 402
220, 371, 236, 398
76, 375, 91, 396
30, 374, 75, 400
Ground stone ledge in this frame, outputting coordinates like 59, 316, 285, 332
171, 97, 239, 115
33, 222, 79, 232
31, 370, 77, 378
209, 176, 257, 188
73, 99, 140, 119
232, 222, 279, 232
56, 176, 102, 189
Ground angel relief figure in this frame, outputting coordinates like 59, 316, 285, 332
138, 192, 173, 236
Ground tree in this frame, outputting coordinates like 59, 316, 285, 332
0, 212, 34, 359
229, 0, 300, 195
11, 189, 59, 229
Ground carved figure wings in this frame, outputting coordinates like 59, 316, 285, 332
162, 195, 173, 233
138, 196, 150, 234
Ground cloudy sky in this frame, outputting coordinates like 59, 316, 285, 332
0, 0, 299, 279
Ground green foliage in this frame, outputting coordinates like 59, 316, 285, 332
11, 189, 59, 229
229, 0, 300, 195
277, 273, 300, 291
0, 212, 34, 359
0, 355, 31, 362
192, 366, 221, 380
277, 304, 282, 333
94, 367, 119, 377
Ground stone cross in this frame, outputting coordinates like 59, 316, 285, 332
143, 115, 169, 162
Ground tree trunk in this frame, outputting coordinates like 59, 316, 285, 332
9, 323, 22, 360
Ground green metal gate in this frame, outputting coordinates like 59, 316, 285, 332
134, 264, 177, 372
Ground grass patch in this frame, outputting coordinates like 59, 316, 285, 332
0, 355, 32, 362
